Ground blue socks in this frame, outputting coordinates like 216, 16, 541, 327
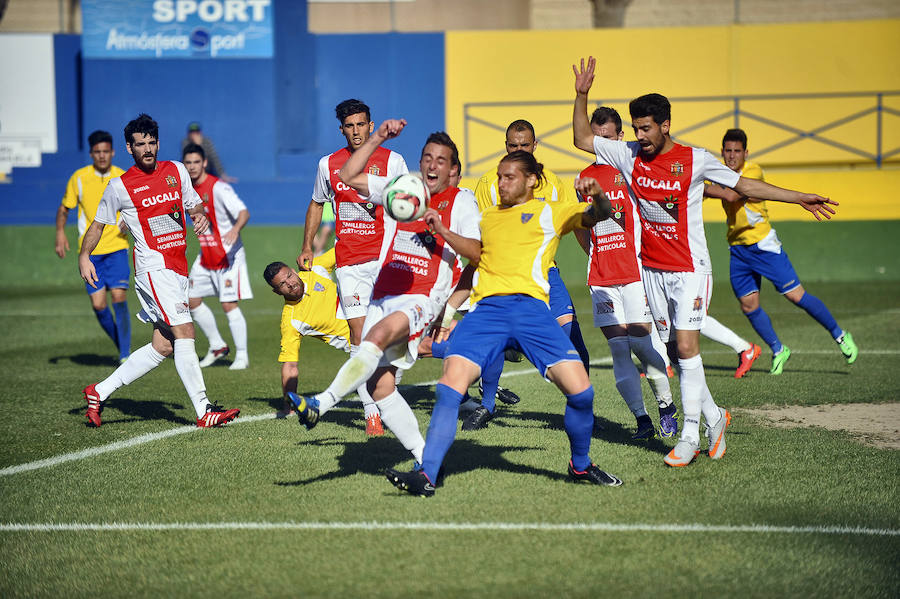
796, 292, 842, 339
479, 353, 504, 414
94, 306, 118, 348
112, 301, 131, 359
562, 319, 590, 373
745, 306, 782, 354
564, 386, 594, 472
421, 383, 466, 482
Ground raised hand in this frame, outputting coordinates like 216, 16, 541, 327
573, 56, 596, 95
376, 119, 408, 141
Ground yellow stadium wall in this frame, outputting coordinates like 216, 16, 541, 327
447, 19, 900, 221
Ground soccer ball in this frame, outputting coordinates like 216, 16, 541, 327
383, 173, 430, 222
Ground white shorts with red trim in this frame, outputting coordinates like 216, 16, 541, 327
642, 267, 712, 343
135, 269, 192, 327
188, 253, 254, 303
335, 260, 380, 321
362, 293, 438, 371
589, 280, 652, 328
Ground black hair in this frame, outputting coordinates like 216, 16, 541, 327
590, 107, 622, 134
335, 99, 371, 124
506, 119, 535, 138
722, 128, 748, 150
263, 261, 290, 286
123, 113, 159, 146
88, 130, 113, 149
422, 131, 460, 170
629, 93, 671, 126
182, 143, 206, 160
500, 150, 546, 187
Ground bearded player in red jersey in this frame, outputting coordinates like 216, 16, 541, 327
298, 99, 409, 436
79, 114, 240, 429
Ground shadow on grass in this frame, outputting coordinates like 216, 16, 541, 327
66, 397, 195, 427
49, 353, 120, 367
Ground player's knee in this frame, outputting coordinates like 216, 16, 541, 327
565, 385, 593, 410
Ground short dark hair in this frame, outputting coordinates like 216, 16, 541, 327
263, 261, 290, 286
422, 131, 460, 170
499, 150, 546, 187
590, 107, 622, 134
722, 128, 748, 150
182, 143, 205, 160
124, 113, 159, 146
629, 93, 671, 126
506, 119, 535, 139
335, 99, 371, 124
88, 130, 113, 149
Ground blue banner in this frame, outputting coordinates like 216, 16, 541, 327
82, 0, 274, 59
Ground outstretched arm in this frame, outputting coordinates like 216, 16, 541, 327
339, 119, 407, 197
572, 56, 597, 154
733, 177, 838, 221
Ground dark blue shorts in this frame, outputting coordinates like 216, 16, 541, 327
730, 243, 801, 298
446, 294, 581, 377
547, 266, 576, 320
85, 249, 130, 294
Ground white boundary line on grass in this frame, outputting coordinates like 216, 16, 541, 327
0, 521, 896, 536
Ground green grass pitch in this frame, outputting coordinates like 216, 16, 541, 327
1, 221, 898, 598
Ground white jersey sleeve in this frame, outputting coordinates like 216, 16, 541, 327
312, 155, 332, 204
592, 136, 640, 174
387, 151, 409, 178
94, 181, 122, 226
175, 161, 201, 210
214, 180, 247, 218
365, 174, 391, 205
697, 150, 741, 187
449, 189, 481, 241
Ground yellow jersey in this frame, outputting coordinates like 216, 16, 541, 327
473, 199, 585, 305
62, 164, 128, 255
720, 161, 773, 246
278, 265, 351, 362
474, 165, 574, 213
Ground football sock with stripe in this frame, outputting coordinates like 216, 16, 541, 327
94, 306, 118, 348
701, 315, 751, 353
608, 337, 646, 417
564, 386, 594, 471
562, 319, 591, 373
94, 342, 166, 401
421, 383, 465, 483
226, 307, 248, 359
795, 292, 842, 339
190, 302, 226, 350
628, 333, 673, 408
677, 354, 706, 443
478, 353, 504, 414
173, 338, 210, 417
744, 306, 782, 354
112, 301, 131, 359
376, 389, 425, 463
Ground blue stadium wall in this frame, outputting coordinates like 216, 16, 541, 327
0, 0, 444, 225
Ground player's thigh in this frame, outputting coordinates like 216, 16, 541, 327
335, 261, 379, 320
758, 248, 803, 295
546, 359, 591, 396
135, 270, 192, 327
641, 267, 674, 343
95, 249, 130, 293
444, 298, 512, 378
729, 246, 760, 299
589, 284, 627, 329
216, 254, 253, 303
188, 259, 217, 299
364, 294, 438, 371
509, 295, 581, 379
547, 266, 576, 321
667, 271, 712, 333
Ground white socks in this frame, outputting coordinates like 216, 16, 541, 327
629, 334, 673, 409
174, 338, 210, 417
226, 307, 248, 360
678, 354, 719, 443
350, 344, 379, 419
376, 389, 425, 463
608, 336, 647, 417
317, 341, 384, 416
702, 315, 751, 354
190, 302, 226, 349
95, 343, 166, 401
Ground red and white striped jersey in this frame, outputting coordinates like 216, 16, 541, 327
96, 161, 201, 277
367, 176, 481, 308
579, 162, 641, 286
192, 174, 247, 271
312, 146, 408, 267
592, 137, 739, 273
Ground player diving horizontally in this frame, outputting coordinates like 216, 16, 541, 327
288, 119, 481, 466
386, 150, 623, 497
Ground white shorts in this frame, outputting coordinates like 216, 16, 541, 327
336, 260, 380, 320
188, 254, 253, 303
135, 269, 192, 327
362, 293, 438, 371
642, 267, 712, 343
589, 280, 652, 328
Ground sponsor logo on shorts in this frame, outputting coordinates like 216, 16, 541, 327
225, 280, 233, 288
657, 317, 668, 328
176, 302, 189, 314
521, 213, 533, 223
166, 175, 178, 188
693, 296, 704, 311
596, 301, 615, 314
344, 294, 361, 307
567, 349, 579, 355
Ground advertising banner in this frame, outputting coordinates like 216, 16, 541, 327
82, 0, 274, 59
